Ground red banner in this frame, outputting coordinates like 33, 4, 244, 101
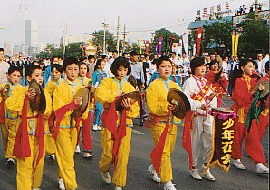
146, 40, 149, 54
196, 26, 202, 57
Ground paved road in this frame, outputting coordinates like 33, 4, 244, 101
0, 97, 268, 190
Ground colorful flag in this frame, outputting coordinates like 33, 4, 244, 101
146, 40, 149, 54
158, 37, 162, 55
196, 26, 202, 57
210, 6, 214, 13
226, 3, 229, 11
217, 4, 221, 12
182, 33, 188, 55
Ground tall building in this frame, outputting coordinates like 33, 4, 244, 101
4, 41, 13, 56
25, 20, 38, 47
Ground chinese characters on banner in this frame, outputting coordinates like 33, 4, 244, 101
206, 111, 236, 173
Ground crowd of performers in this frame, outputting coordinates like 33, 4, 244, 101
0, 46, 269, 190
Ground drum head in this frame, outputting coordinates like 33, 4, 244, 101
1, 84, 10, 100
167, 88, 191, 119
211, 107, 233, 113
115, 91, 141, 111
71, 88, 89, 119
256, 80, 269, 99
29, 79, 46, 112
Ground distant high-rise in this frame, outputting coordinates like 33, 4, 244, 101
25, 20, 38, 46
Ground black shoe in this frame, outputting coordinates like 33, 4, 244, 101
6, 158, 15, 167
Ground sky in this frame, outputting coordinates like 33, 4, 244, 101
0, 0, 263, 46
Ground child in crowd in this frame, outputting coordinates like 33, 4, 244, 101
230, 59, 268, 174
92, 59, 107, 131
14, 64, 52, 190
146, 56, 182, 190
0, 66, 24, 166
44, 64, 63, 161
204, 59, 229, 107
183, 57, 217, 181
95, 57, 139, 190
52, 57, 83, 190
75, 62, 93, 158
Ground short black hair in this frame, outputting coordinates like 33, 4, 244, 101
190, 57, 205, 75
209, 59, 218, 70
25, 64, 42, 77
88, 54, 94, 59
156, 56, 172, 68
101, 55, 107, 60
130, 51, 138, 57
51, 64, 63, 73
110, 57, 131, 77
79, 62, 89, 73
8, 65, 21, 75
79, 56, 88, 62
63, 57, 79, 71
94, 59, 102, 71
0, 48, 4, 52
112, 50, 118, 53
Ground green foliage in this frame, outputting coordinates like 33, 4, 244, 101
36, 44, 63, 59
188, 18, 269, 57
91, 30, 117, 53
150, 28, 180, 55
64, 42, 84, 58
238, 19, 269, 58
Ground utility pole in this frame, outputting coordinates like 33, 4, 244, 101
255, 0, 258, 21
122, 24, 127, 53
63, 22, 67, 57
102, 20, 109, 55
116, 16, 120, 54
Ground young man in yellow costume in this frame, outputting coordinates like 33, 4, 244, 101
0, 66, 24, 166
146, 56, 181, 190
95, 57, 139, 190
53, 57, 83, 190
13, 64, 53, 190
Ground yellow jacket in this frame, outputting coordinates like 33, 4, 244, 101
11, 85, 52, 134
77, 76, 91, 86
53, 79, 85, 128
95, 77, 139, 127
44, 78, 63, 97
147, 78, 181, 124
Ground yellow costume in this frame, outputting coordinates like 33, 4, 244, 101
44, 78, 63, 157
146, 78, 181, 183
53, 79, 83, 190
0, 82, 24, 160
16, 87, 52, 190
95, 77, 139, 187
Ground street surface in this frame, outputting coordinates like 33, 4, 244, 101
0, 97, 268, 190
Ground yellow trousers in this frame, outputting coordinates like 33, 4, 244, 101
55, 128, 78, 190
1, 118, 19, 159
45, 132, 56, 156
99, 126, 131, 187
150, 123, 177, 183
17, 135, 45, 190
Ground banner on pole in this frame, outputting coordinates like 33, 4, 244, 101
182, 33, 188, 55
196, 26, 202, 57
159, 37, 162, 55
146, 40, 149, 55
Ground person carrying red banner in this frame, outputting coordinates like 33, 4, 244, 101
230, 59, 268, 174
205, 59, 229, 107
95, 57, 139, 190
146, 56, 181, 190
182, 57, 217, 181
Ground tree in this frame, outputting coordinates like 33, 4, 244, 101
150, 28, 180, 55
64, 42, 84, 58
238, 18, 269, 58
91, 30, 117, 53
